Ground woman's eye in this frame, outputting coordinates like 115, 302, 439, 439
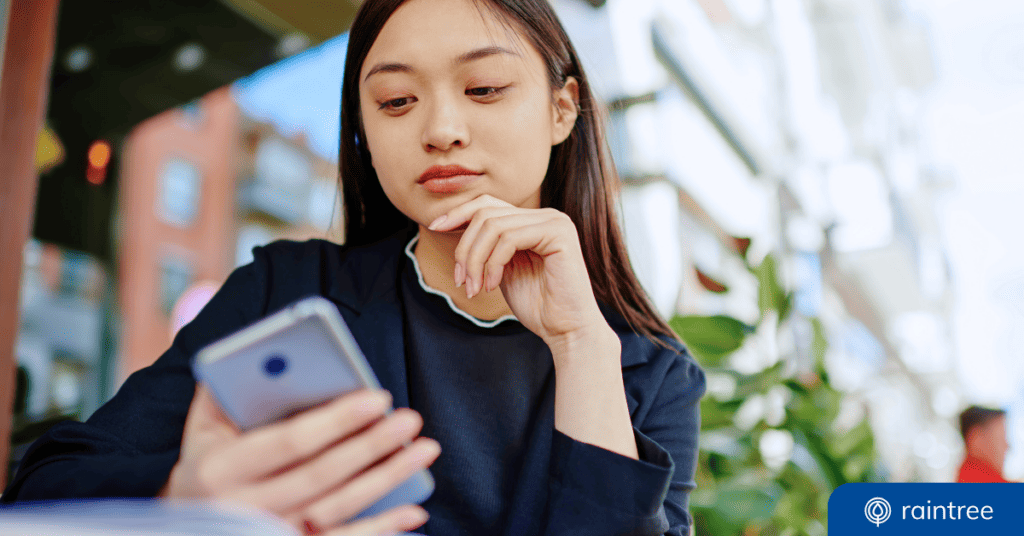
379, 97, 414, 111
467, 86, 506, 98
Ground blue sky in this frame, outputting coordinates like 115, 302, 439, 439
231, 33, 349, 161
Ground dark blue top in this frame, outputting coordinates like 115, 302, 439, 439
2, 229, 706, 536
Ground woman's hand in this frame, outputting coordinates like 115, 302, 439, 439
428, 194, 611, 356
162, 385, 440, 536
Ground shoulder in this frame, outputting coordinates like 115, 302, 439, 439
253, 231, 411, 274
251, 230, 413, 312
617, 328, 704, 392
255, 237, 348, 264
599, 302, 699, 373
602, 309, 706, 424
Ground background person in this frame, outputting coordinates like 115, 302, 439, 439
956, 406, 1012, 483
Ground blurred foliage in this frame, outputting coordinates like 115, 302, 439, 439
673, 253, 880, 536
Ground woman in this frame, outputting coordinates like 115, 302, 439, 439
3, 0, 705, 534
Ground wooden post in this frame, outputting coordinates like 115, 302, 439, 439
0, 0, 61, 490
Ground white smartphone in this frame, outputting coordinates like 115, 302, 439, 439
191, 295, 434, 520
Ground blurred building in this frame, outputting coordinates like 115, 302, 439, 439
553, 0, 959, 482
116, 89, 341, 381
116, 88, 241, 380
12, 78, 340, 481
12, 238, 111, 478
15, 242, 107, 421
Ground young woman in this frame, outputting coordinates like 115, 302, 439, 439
3, 0, 706, 534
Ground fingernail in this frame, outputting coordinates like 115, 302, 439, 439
454, 263, 465, 287
465, 276, 474, 298
428, 214, 447, 231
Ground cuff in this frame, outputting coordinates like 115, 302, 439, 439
549, 427, 675, 517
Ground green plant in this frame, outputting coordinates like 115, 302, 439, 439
673, 253, 880, 536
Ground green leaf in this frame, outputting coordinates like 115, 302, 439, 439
670, 315, 752, 365
715, 487, 777, 525
756, 254, 793, 323
810, 317, 828, 371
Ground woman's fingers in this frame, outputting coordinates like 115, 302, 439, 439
210, 389, 393, 484
427, 193, 510, 233
461, 211, 565, 298
463, 215, 542, 297
324, 505, 429, 536
451, 208, 519, 291
430, 194, 513, 288
302, 437, 441, 530
237, 409, 425, 512
483, 224, 551, 292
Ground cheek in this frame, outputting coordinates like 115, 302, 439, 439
492, 98, 555, 172
359, 114, 417, 211
362, 117, 407, 176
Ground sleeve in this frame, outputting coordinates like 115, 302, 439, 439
543, 347, 706, 536
1, 247, 271, 502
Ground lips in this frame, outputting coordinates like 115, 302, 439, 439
418, 165, 483, 194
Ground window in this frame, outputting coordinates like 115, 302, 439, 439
159, 256, 193, 315
158, 158, 202, 227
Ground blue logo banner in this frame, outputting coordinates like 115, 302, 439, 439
829, 483, 1023, 535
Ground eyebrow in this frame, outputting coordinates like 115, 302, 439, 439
363, 45, 521, 82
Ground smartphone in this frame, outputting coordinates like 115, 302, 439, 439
192, 295, 434, 520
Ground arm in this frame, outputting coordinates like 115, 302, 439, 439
549, 324, 637, 460
635, 347, 705, 533
545, 339, 706, 536
428, 196, 705, 533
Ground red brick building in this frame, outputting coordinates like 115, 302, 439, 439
116, 88, 338, 381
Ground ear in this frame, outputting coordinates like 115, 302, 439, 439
551, 76, 580, 146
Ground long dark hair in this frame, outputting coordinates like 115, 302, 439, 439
339, 0, 680, 347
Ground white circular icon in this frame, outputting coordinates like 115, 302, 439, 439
865, 497, 891, 527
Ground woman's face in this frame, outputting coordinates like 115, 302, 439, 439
358, 0, 578, 226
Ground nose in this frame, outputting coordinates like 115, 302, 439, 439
421, 96, 469, 152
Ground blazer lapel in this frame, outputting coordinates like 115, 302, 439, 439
327, 230, 414, 409
341, 299, 410, 409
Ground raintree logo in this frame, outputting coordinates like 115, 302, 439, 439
865, 497, 891, 527
830, 483, 1015, 535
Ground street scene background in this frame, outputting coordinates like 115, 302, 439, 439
11, 0, 1024, 534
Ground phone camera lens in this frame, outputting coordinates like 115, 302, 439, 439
264, 355, 287, 376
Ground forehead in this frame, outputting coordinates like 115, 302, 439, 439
361, 0, 539, 77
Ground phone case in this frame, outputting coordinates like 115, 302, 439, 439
192, 296, 434, 520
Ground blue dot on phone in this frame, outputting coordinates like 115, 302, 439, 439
264, 355, 287, 376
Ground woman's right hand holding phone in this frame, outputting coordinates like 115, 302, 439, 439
161, 386, 440, 536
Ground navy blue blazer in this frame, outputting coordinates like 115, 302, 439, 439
3, 230, 706, 535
